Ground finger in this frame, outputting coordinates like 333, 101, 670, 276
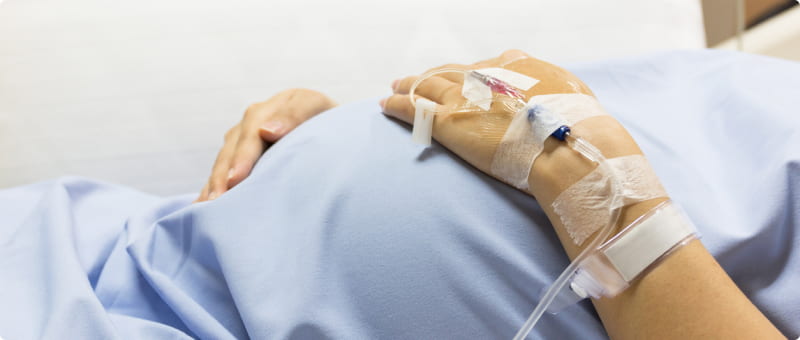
390, 64, 469, 93
381, 94, 430, 125
258, 120, 288, 143
204, 126, 241, 201
194, 183, 209, 203
394, 75, 461, 105
227, 126, 273, 188
474, 49, 530, 68
423, 63, 471, 83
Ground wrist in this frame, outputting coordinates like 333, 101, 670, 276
526, 116, 640, 201
526, 116, 669, 258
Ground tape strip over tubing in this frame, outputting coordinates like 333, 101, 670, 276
463, 68, 540, 110
566, 200, 699, 302
490, 93, 608, 190
411, 98, 437, 146
553, 154, 669, 245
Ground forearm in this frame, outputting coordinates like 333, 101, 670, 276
595, 240, 783, 339
526, 117, 784, 339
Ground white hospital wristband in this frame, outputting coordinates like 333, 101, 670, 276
569, 200, 700, 300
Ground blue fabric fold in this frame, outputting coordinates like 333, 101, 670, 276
1, 50, 799, 339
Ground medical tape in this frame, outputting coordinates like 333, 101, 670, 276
462, 75, 494, 110
490, 93, 608, 190
569, 200, 699, 300
411, 98, 437, 146
552, 154, 668, 245
478, 67, 540, 91
462, 68, 539, 110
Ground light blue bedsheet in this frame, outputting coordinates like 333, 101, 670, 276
1, 50, 799, 339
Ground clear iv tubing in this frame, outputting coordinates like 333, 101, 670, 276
512, 135, 623, 340
408, 68, 467, 108
409, 69, 624, 339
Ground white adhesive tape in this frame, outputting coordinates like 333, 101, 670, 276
462, 75, 493, 110
602, 202, 697, 281
527, 94, 607, 125
461, 68, 539, 111
477, 67, 540, 90
411, 98, 437, 146
571, 201, 699, 300
490, 93, 607, 190
490, 103, 562, 189
552, 154, 668, 245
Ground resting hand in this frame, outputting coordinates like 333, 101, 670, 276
196, 88, 337, 202
382, 51, 786, 340
381, 50, 639, 197
381, 50, 649, 257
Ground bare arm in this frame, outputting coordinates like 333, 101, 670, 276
528, 115, 786, 340
382, 50, 786, 339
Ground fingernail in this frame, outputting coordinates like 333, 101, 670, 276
227, 168, 235, 180
391, 79, 400, 91
208, 191, 219, 200
379, 98, 387, 109
260, 121, 284, 135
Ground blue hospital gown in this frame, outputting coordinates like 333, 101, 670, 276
1, 50, 799, 339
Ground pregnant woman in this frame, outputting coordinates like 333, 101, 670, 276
1, 50, 797, 339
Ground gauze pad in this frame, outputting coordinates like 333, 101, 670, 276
552, 154, 668, 245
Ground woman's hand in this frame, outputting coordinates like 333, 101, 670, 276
382, 50, 785, 340
196, 88, 337, 202
381, 50, 637, 197
380, 50, 604, 180
380, 50, 649, 257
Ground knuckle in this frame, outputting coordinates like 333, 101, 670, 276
211, 158, 228, 173
243, 107, 256, 118
289, 87, 313, 96
283, 88, 303, 95
441, 85, 462, 102
502, 49, 527, 59
405, 75, 419, 85
428, 63, 460, 73
278, 104, 296, 119
384, 95, 403, 114
282, 114, 300, 127
244, 103, 264, 118
441, 63, 462, 70
382, 95, 395, 111
223, 127, 237, 141
210, 169, 228, 187
390, 95, 404, 108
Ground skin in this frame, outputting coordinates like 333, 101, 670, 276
195, 88, 337, 202
382, 50, 785, 339
198, 51, 786, 338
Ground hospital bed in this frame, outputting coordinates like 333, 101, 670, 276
2, 1, 799, 339
1, 49, 799, 339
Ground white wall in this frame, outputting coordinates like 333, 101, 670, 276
0, 0, 705, 194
